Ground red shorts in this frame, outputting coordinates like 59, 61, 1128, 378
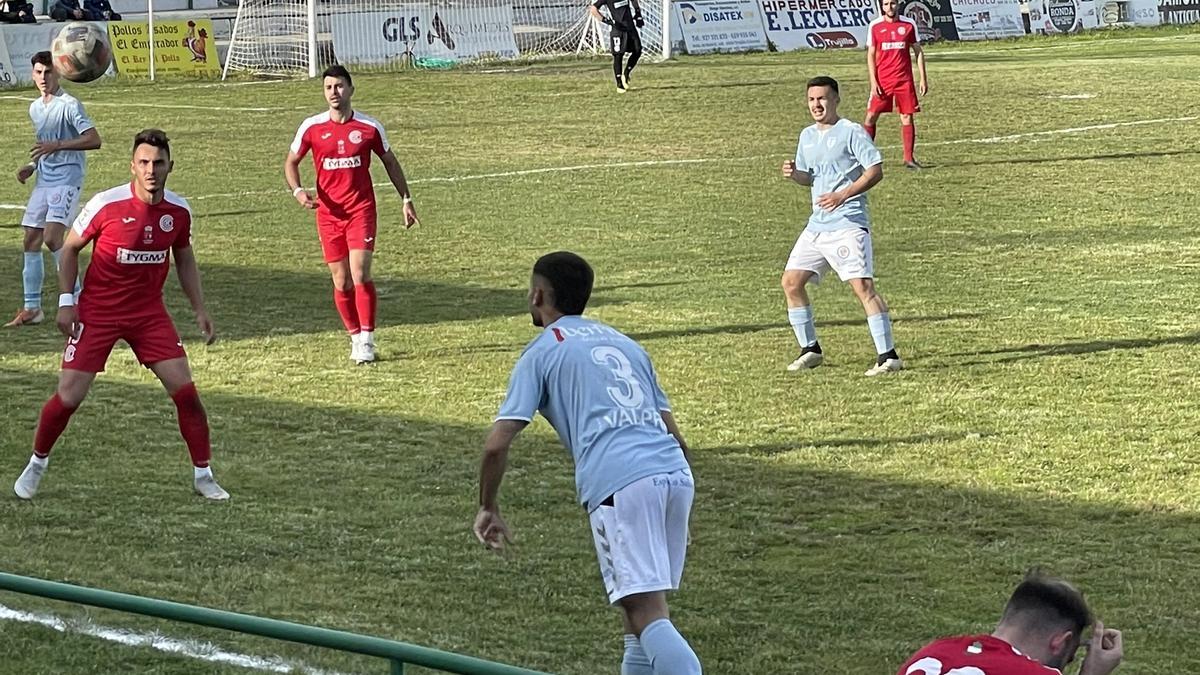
317, 209, 377, 263
63, 310, 186, 373
868, 80, 920, 115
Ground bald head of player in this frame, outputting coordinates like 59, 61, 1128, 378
806, 76, 840, 126
322, 64, 354, 116
528, 251, 594, 328
992, 572, 1093, 670
30, 51, 59, 98
130, 129, 173, 204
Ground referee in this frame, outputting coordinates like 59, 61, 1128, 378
589, 0, 644, 92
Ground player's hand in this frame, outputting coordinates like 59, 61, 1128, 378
816, 190, 848, 211
635, 14, 645, 27
56, 306, 79, 340
30, 141, 60, 162
474, 507, 513, 553
402, 200, 420, 229
1080, 621, 1123, 675
294, 189, 318, 210
919, 80, 929, 97
871, 83, 884, 99
16, 164, 34, 184
195, 310, 217, 345
782, 160, 796, 179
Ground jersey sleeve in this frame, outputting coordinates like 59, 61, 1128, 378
374, 124, 390, 156
908, 20, 920, 45
794, 132, 809, 172
173, 205, 194, 251
593, 0, 608, 9
867, 22, 876, 47
71, 194, 105, 243
69, 98, 95, 135
289, 121, 311, 156
849, 125, 883, 169
495, 347, 545, 422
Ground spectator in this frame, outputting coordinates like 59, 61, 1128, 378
0, 0, 37, 23
85, 0, 120, 20
49, 0, 97, 21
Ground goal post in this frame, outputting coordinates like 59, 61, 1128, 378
222, 0, 673, 79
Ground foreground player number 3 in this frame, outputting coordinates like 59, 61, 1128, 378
591, 345, 646, 408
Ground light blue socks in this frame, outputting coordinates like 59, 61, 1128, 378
640, 619, 701, 674
787, 305, 817, 348
867, 312, 895, 355
22, 252, 43, 309
621, 634, 654, 675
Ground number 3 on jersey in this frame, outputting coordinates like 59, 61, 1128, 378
591, 345, 645, 408
906, 659, 985, 675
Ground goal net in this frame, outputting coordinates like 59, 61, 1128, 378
222, 0, 668, 78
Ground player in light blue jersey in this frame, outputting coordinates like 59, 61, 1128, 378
475, 252, 702, 675
780, 75, 904, 376
7, 51, 101, 327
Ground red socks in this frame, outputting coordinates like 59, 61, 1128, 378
333, 287, 360, 334
864, 124, 876, 140
902, 124, 916, 163
354, 282, 377, 332
33, 393, 77, 458
171, 383, 211, 468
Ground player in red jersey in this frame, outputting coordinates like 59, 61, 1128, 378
898, 573, 1123, 675
12, 129, 229, 501
284, 64, 419, 365
865, 0, 928, 169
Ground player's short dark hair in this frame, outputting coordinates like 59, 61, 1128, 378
807, 75, 839, 94
31, 51, 52, 68
322, 64, 353, 86
1000, 571, 1093, 637
533, 251, 594, 316
132, 129, 171, 159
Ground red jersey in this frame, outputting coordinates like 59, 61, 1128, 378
290, 110, 389, 219
71, 183, 193, 321
869, 15, 919, 86
898, 635, 1063, 675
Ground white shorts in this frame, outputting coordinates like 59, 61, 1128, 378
588, 468, 694, 605
785, 228, 874, 282
22, 185, 81, 229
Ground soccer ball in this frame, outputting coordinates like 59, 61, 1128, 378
51, 22, 112, 83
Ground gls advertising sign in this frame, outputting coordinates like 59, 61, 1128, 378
675, 0, 769, 53
332, 5, 518, 64
759, 0, 876, 50
0, 29, 15, 88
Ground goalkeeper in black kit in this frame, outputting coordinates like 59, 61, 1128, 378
589, 0, 643, 92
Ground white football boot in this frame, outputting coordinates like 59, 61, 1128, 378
14, 459, 47, 500
786, 349, 824, 371
865, 357, 905, 376
194, 474, 230, 501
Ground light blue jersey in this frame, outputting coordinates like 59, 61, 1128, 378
794, 117, 882, 233
497, 315, 690, 512
29, 90, 94, 188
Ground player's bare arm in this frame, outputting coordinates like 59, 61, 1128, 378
659, 411, 692, 465
380, 149, 419, 228
283, 150, 317, 210
866, 44, 881, 97
589, 3, 612, 24
54, 228, 88, 338
173, 244, 216, 345
816, 162, 882, 211
475, 419, 527, 551
782, 160, 813, 186
913, 42, 928, 96
31, 127, 101, 162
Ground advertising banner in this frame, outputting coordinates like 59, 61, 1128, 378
332, 6, 519, 64
759, 0, 877, 50
899, 0, 960, 40
675, 0, 769, 53
0, 28, 15, 89
1157, 0, 1200, 23
108, 20, 220, 77
1029, 0, 1101, 32
950, 0, 1026, 39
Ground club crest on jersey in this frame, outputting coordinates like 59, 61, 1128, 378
142, 225, 154, 244
159, 214, 175, 232
348, 130, 363, 145
50, 192, 62, 205
837, 246, 851, 259
898, 25, 906, 34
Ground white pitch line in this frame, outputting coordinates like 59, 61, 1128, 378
0, 603, 353, 675
0, 95, 293, 113
919, 115, 1199, 148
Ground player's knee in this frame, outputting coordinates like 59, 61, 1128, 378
781, 272, 805, 295
900, 115, 914, 126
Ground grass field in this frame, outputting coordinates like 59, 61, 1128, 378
2, 25, 1200, 674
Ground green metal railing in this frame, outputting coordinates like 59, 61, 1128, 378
0, 572, 550, 674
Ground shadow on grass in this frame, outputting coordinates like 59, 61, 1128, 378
942, 148, 1199, 168
1, 366, 1198, 672
947, 331, 1200, 365
626, 312, 985, 342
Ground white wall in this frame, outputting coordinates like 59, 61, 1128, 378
109, 0, 219, 12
